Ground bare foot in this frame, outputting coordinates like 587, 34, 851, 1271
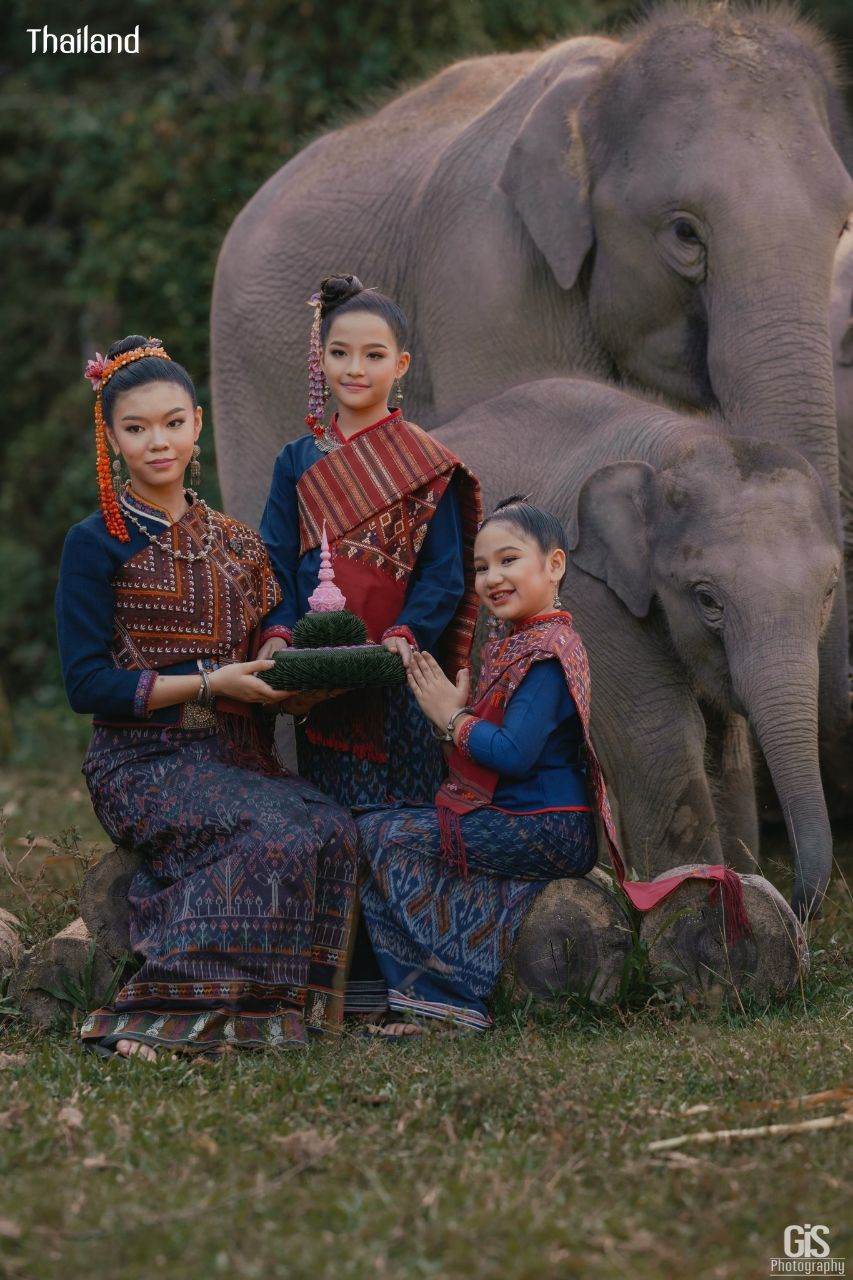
363, 1021, 425, 1039
115, 1038, 158, 1062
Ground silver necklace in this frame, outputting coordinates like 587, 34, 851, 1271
120, 490, 216, 563
313, 424, 340, 454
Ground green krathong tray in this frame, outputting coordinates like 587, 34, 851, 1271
259, 608, 406, 691
262, 644, 406, 691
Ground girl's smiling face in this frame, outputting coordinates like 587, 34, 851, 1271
107, 381, 202, 497
474, 520, 566, 623
321, 311, 410, 415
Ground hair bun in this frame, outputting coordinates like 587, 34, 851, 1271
492, 493, 532, 513
105, 334, 164, 361
318, 274, 363, 316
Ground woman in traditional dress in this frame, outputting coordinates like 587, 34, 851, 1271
57, 335, 359, 1060
257, 276, 482, 1019
257, 273, 482, 809
356, 497, 751, 1035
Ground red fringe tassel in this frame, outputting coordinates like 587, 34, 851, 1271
709, 868, 752, 946
438, 806, 468, 879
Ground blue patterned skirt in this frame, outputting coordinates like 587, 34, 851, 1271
79, 726, 359, 1053
295, 685, 445, 809
295, 686, 449, 1013
357, 804, 597, 1030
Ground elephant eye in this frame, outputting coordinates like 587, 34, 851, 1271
693, 586, 723, 621
674, 219, 700, 243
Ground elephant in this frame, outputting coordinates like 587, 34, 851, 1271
211, 3, 853, 742
433, 377, 841, 922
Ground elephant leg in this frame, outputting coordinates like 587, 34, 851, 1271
580, 599, 723, 879
703, 708, 760, 873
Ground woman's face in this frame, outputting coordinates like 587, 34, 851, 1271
473, 520, 566, 623
321, 311, 410, 414
107, 381, 201, 494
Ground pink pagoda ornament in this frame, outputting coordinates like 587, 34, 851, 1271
307, 523, 347, 613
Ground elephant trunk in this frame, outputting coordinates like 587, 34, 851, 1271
707, 252, 849, 743
731, 630, 832, 921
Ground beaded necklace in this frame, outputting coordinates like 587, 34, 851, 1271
119, 489, 216, 563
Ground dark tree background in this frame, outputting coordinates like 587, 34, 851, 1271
1, 0, 850, 759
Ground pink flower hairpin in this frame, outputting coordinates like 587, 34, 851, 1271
84, 352, 107, 393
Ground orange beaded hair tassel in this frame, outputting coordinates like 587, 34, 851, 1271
84, 343, 173, 542
93, 388, 129, 542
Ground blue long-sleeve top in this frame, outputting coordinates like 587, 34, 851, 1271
258, 431, 465, 650
55, 511, 200, 724
466, 660, 590, 812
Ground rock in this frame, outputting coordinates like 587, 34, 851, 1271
639, 864, 809, 1001
0, 909, 23, 971
79, 846, 142, 961
510, 866, 633, 1005
8, 917, 114, 1030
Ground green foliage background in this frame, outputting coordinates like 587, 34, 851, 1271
1, 0, 851, 757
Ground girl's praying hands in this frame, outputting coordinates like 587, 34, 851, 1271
407, 651, 471, 735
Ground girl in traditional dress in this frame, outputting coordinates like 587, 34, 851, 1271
257, 274, 482, 810
57, 335, 359, 1060
357, 497, 753, 1035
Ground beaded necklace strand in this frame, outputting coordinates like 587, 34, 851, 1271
119, 489, 216, 563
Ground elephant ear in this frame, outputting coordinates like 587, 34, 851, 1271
499, 70, 596, 292
571, 461, 656, 618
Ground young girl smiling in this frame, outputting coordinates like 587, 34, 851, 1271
56, 335, 359, 1059
258, 274, 482, 808
355, 497, 604, 1034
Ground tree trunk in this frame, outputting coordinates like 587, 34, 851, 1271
79, 846, 142, 962
509, 867, 632, 1005
0, 908, 22, 971
640, 864, 809, 1001
9, 917, 114, 1030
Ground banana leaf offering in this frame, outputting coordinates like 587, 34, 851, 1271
262, 644, 406, 691
258, 607, 406, 691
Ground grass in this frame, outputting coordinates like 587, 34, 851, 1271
0, 762, 851, 1280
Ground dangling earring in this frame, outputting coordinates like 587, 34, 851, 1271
394, 378, 403, 405
190, 444, 201, 488
111, 453, 124, 499
553, 589, 563, 609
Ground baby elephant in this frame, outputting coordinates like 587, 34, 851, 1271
437, 378, 840, 920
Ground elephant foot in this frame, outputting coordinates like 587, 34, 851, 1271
509, 867, 633, 1005
639, 863, 809, 1002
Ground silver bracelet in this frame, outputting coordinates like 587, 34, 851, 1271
196, 667, 215, 710
446, 706, 474, 739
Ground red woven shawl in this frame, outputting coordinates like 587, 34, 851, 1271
436, 612, 751, 944
296, 413, 482, 761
